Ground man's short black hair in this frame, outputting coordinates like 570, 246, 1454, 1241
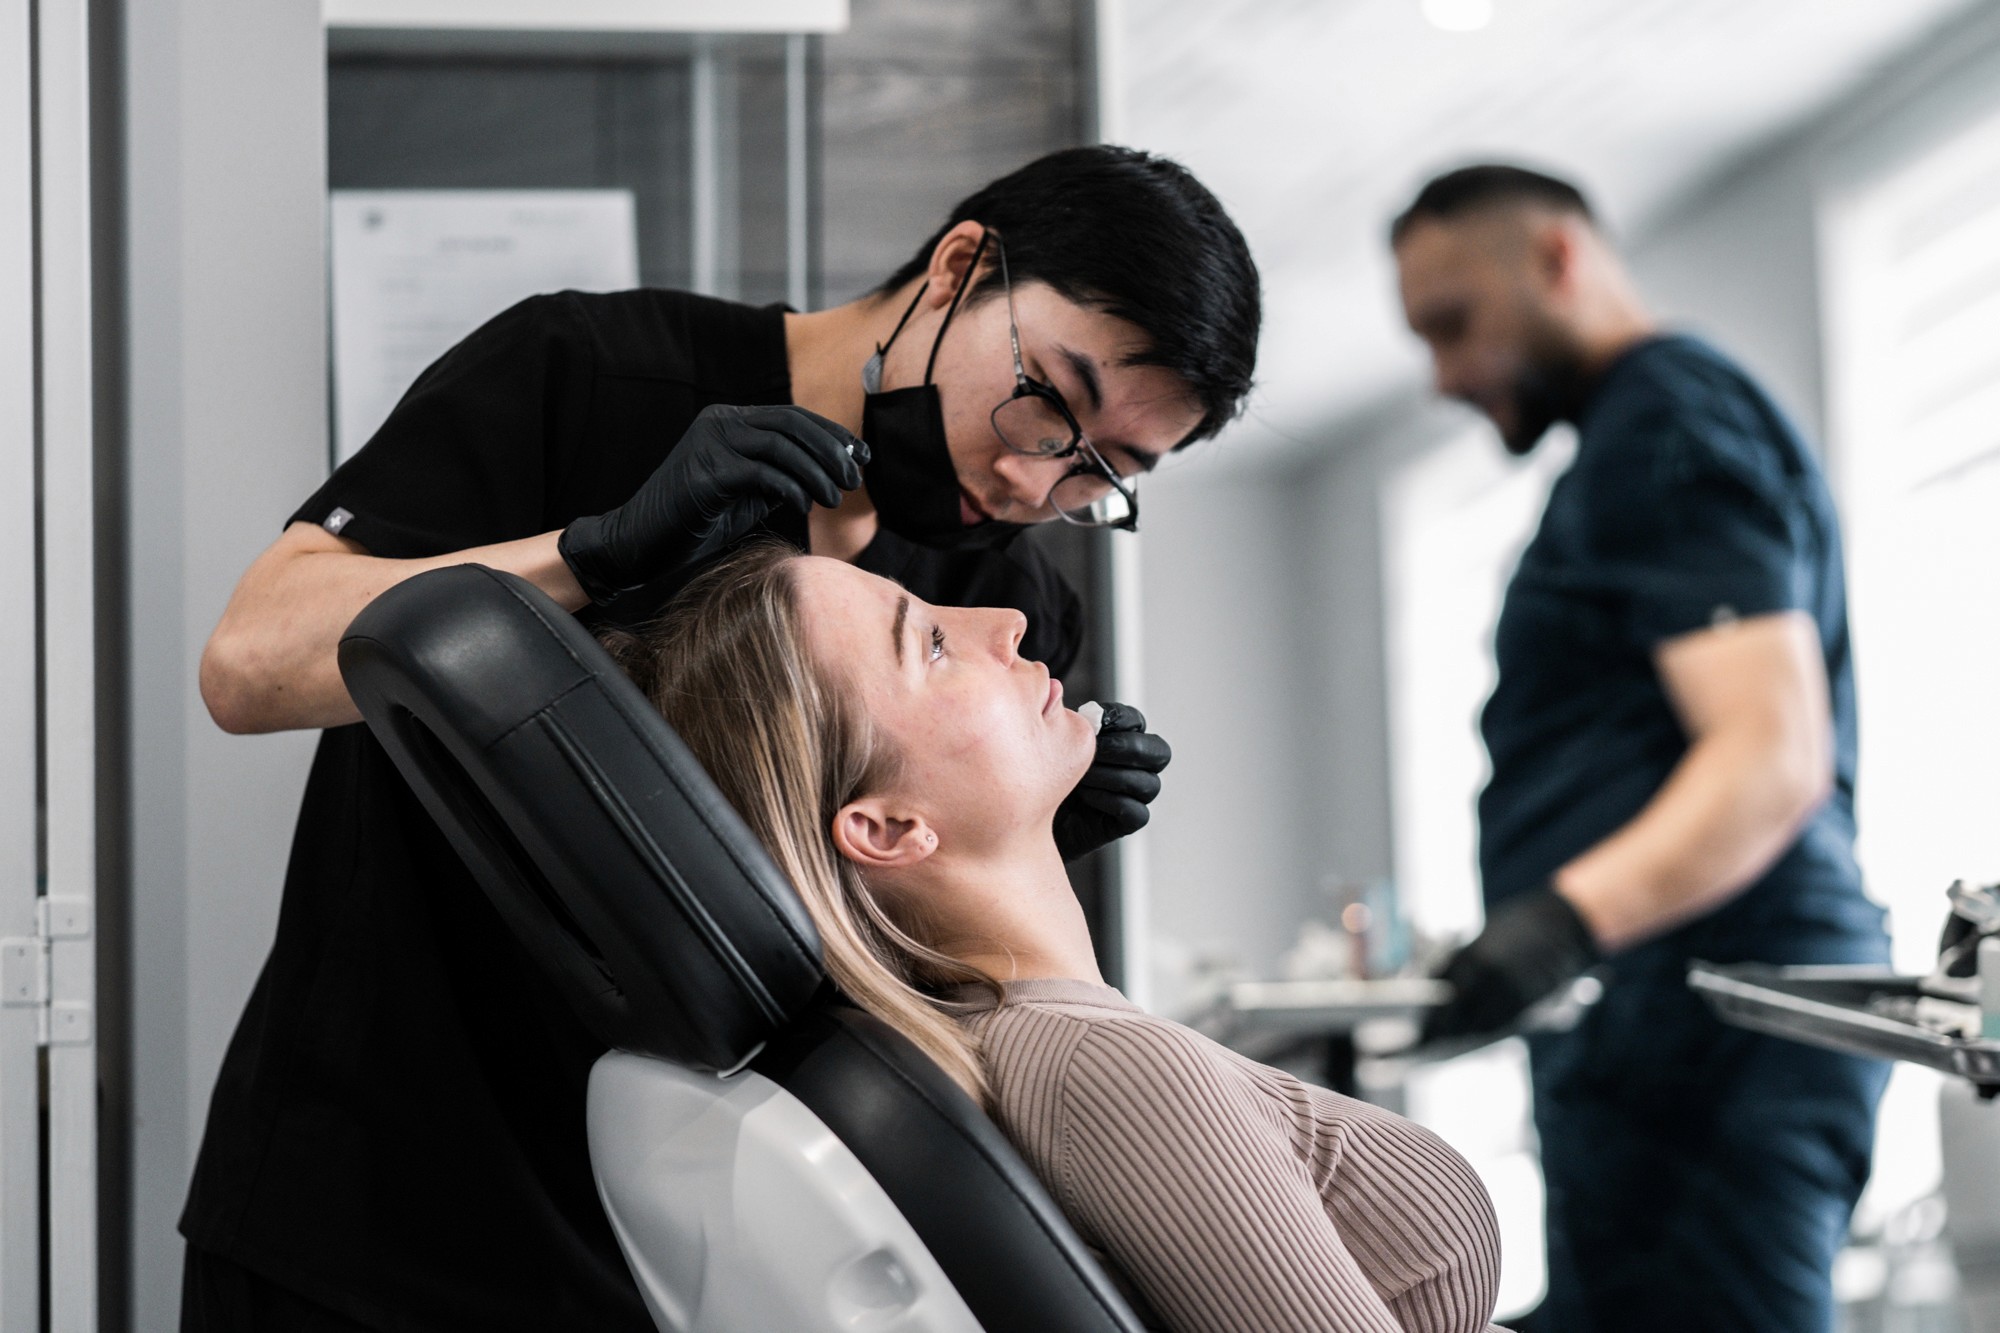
878, 145, 1260, 448
1390, 164, 1595, 246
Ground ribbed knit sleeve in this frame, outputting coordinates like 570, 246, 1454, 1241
971, 988, 1500, 1333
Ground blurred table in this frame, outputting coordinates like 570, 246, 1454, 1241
1210, 977, 1453, 1097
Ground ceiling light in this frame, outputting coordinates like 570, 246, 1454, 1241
1422, 0, 1493, 32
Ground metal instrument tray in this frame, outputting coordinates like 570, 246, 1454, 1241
1224, 978, 1453, 1034
1687, 961, 2000, 1091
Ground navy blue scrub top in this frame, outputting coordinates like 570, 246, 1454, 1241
1479, 335, 1868, 954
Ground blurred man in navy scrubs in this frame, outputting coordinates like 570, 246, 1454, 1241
1391, 165, 1889, 1331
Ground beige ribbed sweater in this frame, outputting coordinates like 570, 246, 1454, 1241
951, 978, 1500, 1333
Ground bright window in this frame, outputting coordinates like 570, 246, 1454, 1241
1820, 95, 2000, 1227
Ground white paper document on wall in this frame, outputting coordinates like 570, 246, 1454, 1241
329, 189, 639, 465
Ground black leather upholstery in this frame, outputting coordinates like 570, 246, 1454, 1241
340, 565, 1148, 1332
339, 564, 823, 1069
757, 1006, 1149, 1333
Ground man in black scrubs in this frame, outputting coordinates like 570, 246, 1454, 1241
1392, 166, 1889, 1330
184, 145, 1260, 1330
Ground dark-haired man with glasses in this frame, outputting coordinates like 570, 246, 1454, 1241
183, 145, 1260, 1331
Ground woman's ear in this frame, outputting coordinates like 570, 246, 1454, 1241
923, 220, 990, 310
831, 798, 939, 872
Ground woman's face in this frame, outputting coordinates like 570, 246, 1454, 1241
790, 556, 1096, 858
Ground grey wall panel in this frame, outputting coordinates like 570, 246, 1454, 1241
123, 0, 327, 1327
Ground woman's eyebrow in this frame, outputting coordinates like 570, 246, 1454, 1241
891, 593, 910, 666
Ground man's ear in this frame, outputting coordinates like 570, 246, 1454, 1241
923, 220, 991, 311
831, 797, 939, 872
1538, 216, 1582, 292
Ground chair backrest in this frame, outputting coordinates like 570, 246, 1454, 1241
339, 563, 822, 1068
339, 566, 1148, 1333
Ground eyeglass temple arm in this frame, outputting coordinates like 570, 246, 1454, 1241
995, 231, 1030, 384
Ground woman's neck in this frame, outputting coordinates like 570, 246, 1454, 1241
912, 842, 1105, 986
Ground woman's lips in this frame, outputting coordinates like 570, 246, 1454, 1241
960, 487, 994, 526
1044, 676, 1062, 715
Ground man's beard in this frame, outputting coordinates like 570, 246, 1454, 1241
1498, 345, 1592, 456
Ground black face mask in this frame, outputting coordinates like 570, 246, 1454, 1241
860, 232, 1023, 550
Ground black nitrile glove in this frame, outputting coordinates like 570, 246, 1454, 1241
1421, 886, 1601, 1047
559, 404, 868, 605
1053, 703, 1172, 863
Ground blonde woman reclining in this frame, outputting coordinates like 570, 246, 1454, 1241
607, 542, 1502, 1333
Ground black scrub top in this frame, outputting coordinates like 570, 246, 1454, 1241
180, 289, 1082, 1331
1478, 335, 1869, 957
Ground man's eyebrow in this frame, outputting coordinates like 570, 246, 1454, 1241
1058, 345, 1103, 413
891, 593, 910, 666
1052, 343, 1165, 472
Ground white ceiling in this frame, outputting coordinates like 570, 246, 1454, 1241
1113, 0, 1978, 469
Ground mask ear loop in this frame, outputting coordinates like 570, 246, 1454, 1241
921, 227, 994, 386
876, 282, 928, 357
862, 280, 928, 395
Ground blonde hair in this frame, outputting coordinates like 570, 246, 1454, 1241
604, 543, 998, 1106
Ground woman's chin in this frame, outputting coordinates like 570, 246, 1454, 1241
1067, 726, 1099, 777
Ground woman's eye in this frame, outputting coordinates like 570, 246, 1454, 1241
929, 625, 946, 663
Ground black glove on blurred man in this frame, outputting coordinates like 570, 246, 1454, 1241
1422, 885, 1601, 1046
1054, 703, 1171, 863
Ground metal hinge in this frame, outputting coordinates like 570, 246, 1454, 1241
0, 896, 93, 1046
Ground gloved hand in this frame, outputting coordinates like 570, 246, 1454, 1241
1053, 703, 1172, 863
1421, 885, 1602, 1047
559, 404, 868, 605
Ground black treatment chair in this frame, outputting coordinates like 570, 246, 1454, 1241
338, 565, 1149, 1333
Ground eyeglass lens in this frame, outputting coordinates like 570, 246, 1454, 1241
992, 392, 1076, 456
1050, 468, 1134, 527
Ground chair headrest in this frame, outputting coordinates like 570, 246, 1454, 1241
338, 565, 825, 1069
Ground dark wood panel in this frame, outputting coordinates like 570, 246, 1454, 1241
820, 68, 1080, 301
819, 0, 1085, 302
827, 0, 1083, 69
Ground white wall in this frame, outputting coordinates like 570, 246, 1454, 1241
1136, 398, 1459, 1008
1137, 465, 1314, 1011
123, 0, 325, 1324
1293, 398, 1465, 907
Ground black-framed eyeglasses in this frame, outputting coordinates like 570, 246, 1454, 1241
986, 236, 1139, 532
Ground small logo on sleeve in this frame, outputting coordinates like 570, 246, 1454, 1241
323, 507, 355, 536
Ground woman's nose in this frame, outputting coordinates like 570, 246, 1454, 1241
984, 608, 1028, 661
